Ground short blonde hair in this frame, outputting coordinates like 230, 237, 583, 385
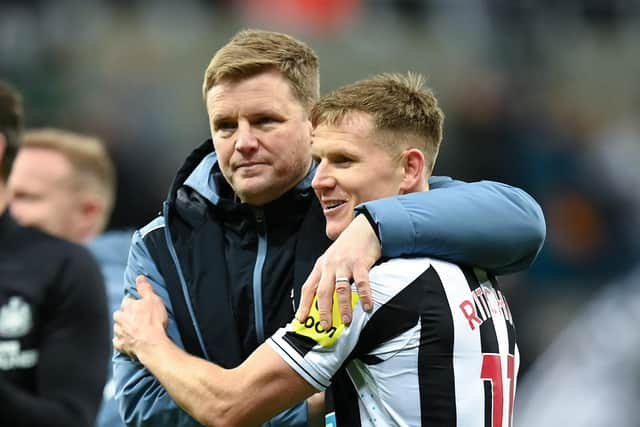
22, 128, 116, 232
202, 29, 320, 111
311, 72, 445, 173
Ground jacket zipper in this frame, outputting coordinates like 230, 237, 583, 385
252, 207, 267, 344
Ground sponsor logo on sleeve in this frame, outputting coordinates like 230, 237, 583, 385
293, 291, 359, 348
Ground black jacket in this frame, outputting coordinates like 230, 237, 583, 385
141, 140, 331, 366
0, 211, 110, 427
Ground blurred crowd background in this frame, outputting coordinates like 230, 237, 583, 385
2, 0, 639, 416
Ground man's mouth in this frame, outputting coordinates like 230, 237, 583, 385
322, 200, 347, 211
235, 162, 265, 171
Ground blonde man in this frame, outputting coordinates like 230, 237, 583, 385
0, 84, 110, 427
8, 128, 127, 427
114, 29, 543, 426
9, 128, 115, 244
114, 73, 521, 427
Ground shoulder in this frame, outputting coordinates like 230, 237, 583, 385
22, 227, 104, 292
369, 257, 471, 299
138, 216, 166, 239
15, 225, 96, 265
369, 257, 434, 286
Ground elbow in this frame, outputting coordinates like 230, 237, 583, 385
525, 198, 547, 261
193, 380, 260, 427
513, 186, 547, 269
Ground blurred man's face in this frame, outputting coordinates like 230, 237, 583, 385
206, 69, 312, 206
311, 112, 405, 240
8, 147, 85, 242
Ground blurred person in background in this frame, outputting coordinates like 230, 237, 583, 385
113, 72, 521, 427
0, 83, 110, 426
8, 127, 131, 427
113, 29, 545, 426
514, 265, 640, 427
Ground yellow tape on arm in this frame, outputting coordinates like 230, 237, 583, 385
293, 291, 360, 347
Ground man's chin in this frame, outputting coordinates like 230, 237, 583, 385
234, 184, 281, 206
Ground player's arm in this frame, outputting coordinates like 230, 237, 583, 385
297, 178, 545, 328
114, 278, 317, 427
0, 245, 110, 427
364, 177, 546, 273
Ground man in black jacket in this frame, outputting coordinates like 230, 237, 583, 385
0, 80, 111, 427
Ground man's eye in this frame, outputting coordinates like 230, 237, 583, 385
254, 116, 275, 125
333, 156, 353, 166
215, 121, 236, 132
12, 193, 37, 201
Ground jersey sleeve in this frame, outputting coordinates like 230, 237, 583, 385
356, 177, 546, 275
268, 258, 432, 391
0, 243, 111, 427
268, 292, 367, 392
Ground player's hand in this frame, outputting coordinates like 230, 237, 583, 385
296, 214, 380, 329
113, 275, 169, 361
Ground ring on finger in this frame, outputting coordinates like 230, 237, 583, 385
335, 277, 351, 284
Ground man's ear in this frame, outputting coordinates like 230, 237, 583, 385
76, 196, 106, 242
398, 148, 426, 194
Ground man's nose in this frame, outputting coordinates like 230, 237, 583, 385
235, 122, 259, 153
312, 162, 335, 190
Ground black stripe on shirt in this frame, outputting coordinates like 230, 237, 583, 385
331, 369, 362, 427
418, 266, 457, 427
464, 267, 502, 427
349, 277, 424, 360
282, 330, 318, 358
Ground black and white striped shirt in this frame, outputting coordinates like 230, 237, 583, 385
268, 257, 518, 427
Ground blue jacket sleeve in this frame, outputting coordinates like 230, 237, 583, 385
269, 401, 308, 427
113, 218, 201, 427
356, 177, 546, 275
113, 219, 310, 427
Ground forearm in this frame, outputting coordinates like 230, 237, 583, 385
136, 339, 315, 427
136, 336, 237, 426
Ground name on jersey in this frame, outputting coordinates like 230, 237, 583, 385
459, 285, 513, 331
293, 291, 359, 348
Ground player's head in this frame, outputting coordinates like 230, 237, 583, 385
0, 81, 24, 185
310, 72, 444, 240
8, 128, 116, 243
203, 30, 320, 206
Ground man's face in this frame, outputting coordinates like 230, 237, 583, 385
206, 69, 312, 206
311, 112, 405, 240
8, 147, 84, 241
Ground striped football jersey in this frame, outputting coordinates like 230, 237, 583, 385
268, 257, 518, 427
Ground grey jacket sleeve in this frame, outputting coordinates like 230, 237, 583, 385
357, 177, 546, 275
